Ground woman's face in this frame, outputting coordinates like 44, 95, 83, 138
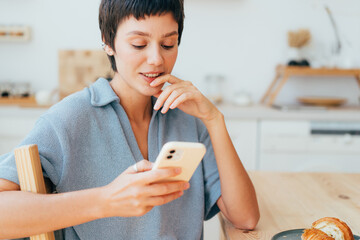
110, 13, 179, 96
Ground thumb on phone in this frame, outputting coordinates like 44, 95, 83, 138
125, 159, 153, 174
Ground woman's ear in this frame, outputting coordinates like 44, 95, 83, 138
102, 42, 114, 56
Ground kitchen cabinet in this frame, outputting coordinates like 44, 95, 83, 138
258, 120, 360, 172
0, 107, 46, 155
224, 119, 258, 170
219, 104, 360, 173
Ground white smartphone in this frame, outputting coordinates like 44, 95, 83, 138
152, 141, 206, 182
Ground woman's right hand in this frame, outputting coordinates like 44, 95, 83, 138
99, 160, 190, 218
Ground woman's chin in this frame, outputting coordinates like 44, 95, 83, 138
140, 86, 161, 97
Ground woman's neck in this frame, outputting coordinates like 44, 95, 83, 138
110, 75, 153, 123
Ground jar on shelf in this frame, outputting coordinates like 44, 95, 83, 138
204, 74, 225, 104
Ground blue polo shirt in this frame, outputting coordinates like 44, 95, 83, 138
0, 78, 221, 240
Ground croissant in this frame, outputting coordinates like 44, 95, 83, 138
302, 217, 354, 240
302, 228, 335, 240
312, 217, 354, 240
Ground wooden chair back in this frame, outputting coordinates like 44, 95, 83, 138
14, 144, 55, 240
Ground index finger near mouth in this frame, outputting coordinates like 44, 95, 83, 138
140, 167, 181, 184
151, 74, 182, 86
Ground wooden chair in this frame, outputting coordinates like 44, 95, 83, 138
14, 144, 55, 240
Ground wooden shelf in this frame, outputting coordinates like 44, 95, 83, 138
0, 26, 31, 42
261, 65, 360, 106
279, 65, 360, 76
0, 96, 50, 108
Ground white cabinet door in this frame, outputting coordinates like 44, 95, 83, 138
224, 119, 258, 170
0, 107, 46, 155
259, 120, 360, 173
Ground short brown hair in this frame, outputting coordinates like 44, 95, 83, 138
99, 0, 185, 72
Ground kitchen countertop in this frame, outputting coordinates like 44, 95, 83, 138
219, 171, 360, 239
218, 103, 360, 121
1, 103, 360, 121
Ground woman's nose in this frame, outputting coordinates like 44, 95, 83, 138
147, 46, 164, 66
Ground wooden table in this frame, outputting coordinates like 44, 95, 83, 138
219, 171, 360, 239
260, 65, 360, 106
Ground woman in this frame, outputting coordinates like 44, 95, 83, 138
0, 0, 259, 239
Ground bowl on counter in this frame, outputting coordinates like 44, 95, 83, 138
297, 96, 347, 107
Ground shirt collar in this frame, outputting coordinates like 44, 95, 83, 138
89, 78, 159, 112
90, 78, 119, 107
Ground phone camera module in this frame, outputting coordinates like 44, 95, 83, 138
170, 150, 176, 154
167, 155, 173, 159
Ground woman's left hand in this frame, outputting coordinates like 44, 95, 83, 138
151, 74, 221, 123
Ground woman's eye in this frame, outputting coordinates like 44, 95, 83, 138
162, 45, 174, 50
132, 45, 146, 49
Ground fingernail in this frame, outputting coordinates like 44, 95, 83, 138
184, 183, 190, 189
179, 191, 184, 196
150, 81, 156, 86
161, 108, 167, 114
154, 102, 160, 110
170, 103, 175, 109
175, 168, 182, 174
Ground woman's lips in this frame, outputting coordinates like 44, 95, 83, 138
140, 72, 163, 84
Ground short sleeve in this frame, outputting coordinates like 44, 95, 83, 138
197, 119, 221, 221
0, 117, 64, 187
0, 152, 19, 184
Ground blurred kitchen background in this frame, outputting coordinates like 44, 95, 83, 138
1, 0, 360, 104
1, 0, 360, 188
1, 0, 360, 239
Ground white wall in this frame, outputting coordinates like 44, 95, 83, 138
1, 0, 360, 105
0, 0, 102, 91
